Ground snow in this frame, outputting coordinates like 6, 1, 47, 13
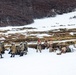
0, 48, 76, 75
0, 37, 5, 40
0, 10, 76, 32
24, 11, 76, 31
0, 11, 76, 75
29, 33, 51, 38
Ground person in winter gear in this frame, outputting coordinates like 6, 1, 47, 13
44, 40, 49, 49
19, 42, 25, 56
10, 43, 16, 57
61, 46, 67, 53
1, 41, 5, 54
24, 41, 28, 53
0, 42, 3, 58
15, 45, 21, 55
36, 39, 42, 53
49, 38, 53, 52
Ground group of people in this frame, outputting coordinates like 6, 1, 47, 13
9, 41, 28, 57
36, 38, 73, 55
0, 38, 75, 58
0, 41, 28, 58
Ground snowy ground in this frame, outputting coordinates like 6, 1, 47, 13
0, 47, 76, 75
0, 11, 76, 75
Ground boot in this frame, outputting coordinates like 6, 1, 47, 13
0, 54, 3, 58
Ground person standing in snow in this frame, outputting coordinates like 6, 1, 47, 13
1, 41, 5, 54
10, 43, 16, 57
0, 42, 3, 58
36, 39, 42, 53
19, 42, 25, 56
24, 41, 28, 53
49, 38, 53, 52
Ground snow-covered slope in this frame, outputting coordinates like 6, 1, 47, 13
24, 11, 76, 31
0, 11, 76, 32
0, 48, 76, 75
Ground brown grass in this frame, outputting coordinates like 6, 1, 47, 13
0, 28, 76, 49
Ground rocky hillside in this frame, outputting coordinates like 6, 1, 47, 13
32, 0, 76, 18
0, 0, 34, 26
0, 0, 76, 27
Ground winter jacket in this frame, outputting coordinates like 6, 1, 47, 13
37, 40, 41, 46
20, 43, 25, 51
24, 41, 28, 52
0, 45, 2, 54
10, 44, 16, 54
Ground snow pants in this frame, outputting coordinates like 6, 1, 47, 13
36, 45, 42, 53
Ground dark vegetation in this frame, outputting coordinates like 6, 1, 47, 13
0, 0, 76, 26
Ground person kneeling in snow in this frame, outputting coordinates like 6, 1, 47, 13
56, 45, 67, 55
